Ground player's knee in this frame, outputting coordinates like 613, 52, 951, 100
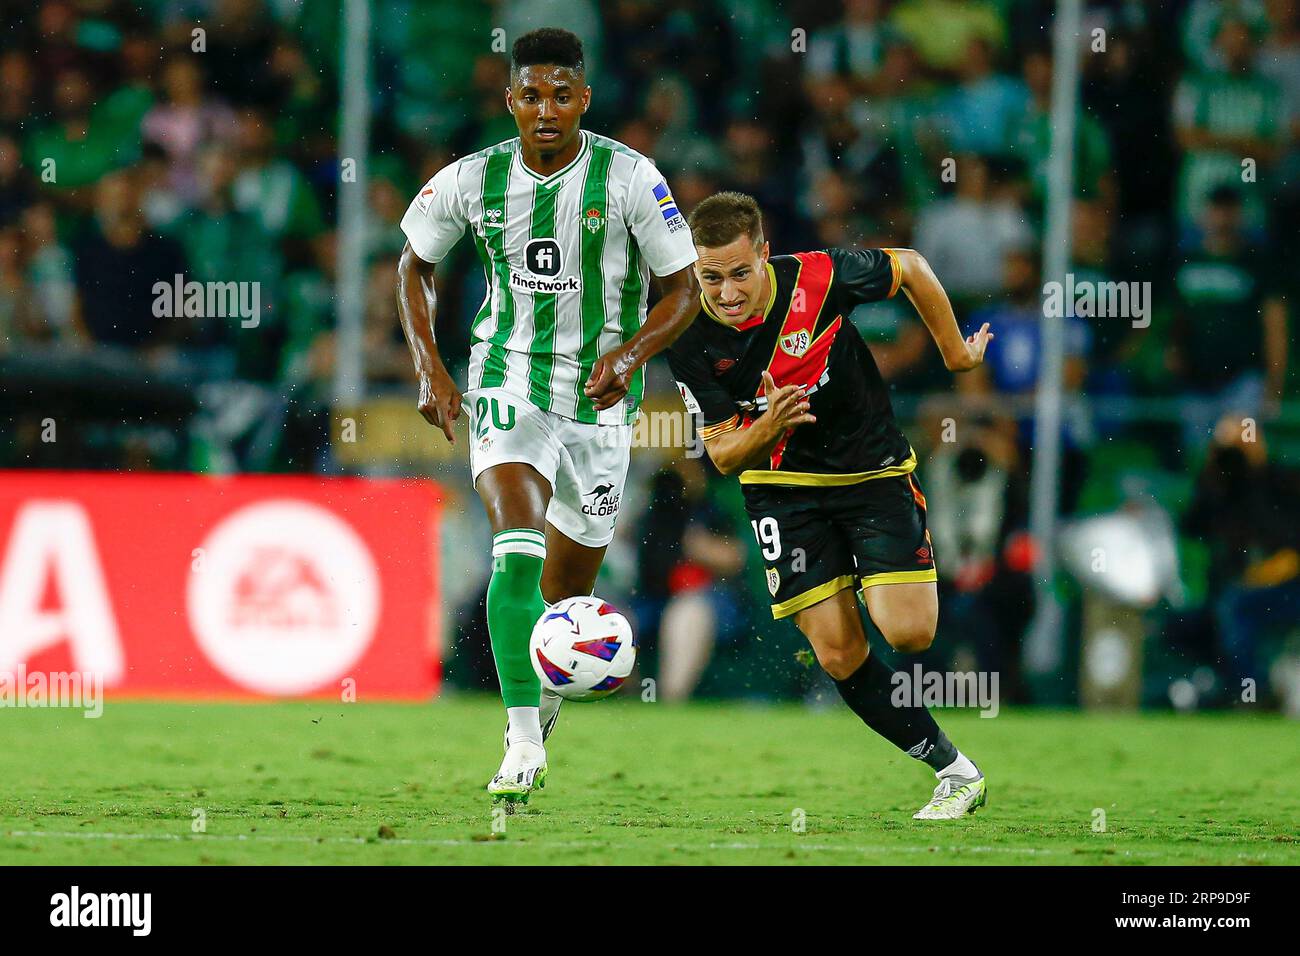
882, 623, 936, 654
816, 643, 864, 681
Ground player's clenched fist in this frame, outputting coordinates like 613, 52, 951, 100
417, 368, 463, 443
761, 369, 816, 432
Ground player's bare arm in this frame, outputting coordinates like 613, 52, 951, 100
395, 242, 462, 444
890, 248, 993, 372
585, 266, 700, 411
703, 370, 815, 475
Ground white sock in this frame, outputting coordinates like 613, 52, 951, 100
506, 706, 543, 747
937, 751, 980, 781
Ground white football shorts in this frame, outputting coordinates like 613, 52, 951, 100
465, 387, 631, 548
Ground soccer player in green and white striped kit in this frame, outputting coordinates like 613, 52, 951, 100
396, 28, 699, 805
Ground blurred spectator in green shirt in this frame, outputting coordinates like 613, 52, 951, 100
26, 67, 135, 191
1174, 17, 1285, 234
1169, 185, 1289, 428
232, 109, 324, 244
1012, 48, 1115, 208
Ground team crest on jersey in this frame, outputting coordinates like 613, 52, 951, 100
779, 329, 811, 358
766, 567, 780, 596
582, 206, 604, 234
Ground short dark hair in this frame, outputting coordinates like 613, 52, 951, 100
688, 191, 764, 249
512, 28, 585, 76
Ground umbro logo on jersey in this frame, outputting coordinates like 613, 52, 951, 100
712, 358, 736, 374
905, 738, 931, 759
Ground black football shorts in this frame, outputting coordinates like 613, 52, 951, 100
742, 473, 937, 619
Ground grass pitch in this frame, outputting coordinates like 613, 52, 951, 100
0, 697, 1296, 865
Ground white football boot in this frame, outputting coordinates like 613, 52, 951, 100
913, 772, 987, 820
487, 740, 548, 809
502, 689, 563, 751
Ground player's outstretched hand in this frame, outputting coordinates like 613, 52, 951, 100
417, 368, 463, 444
949, 322, 994, 372
762, 370, 816, 432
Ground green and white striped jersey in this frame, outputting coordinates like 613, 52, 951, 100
401, 130, 698, 424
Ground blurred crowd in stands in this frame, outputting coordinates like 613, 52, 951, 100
1, 0, 1297, 708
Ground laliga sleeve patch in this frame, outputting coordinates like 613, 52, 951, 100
652, 180, 687, 232
414, 181, 437, 214
676, 381, 702, 414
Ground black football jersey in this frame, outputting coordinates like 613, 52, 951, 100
667, 248, 915, 484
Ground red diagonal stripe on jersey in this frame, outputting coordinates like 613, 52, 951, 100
767, 321, 838, 470
764, 251, 836, 391
761, 252, 837, 469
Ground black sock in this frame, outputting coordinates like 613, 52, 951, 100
833, 649, 958, 773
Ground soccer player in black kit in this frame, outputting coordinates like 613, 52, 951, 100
667, 192, 994, 819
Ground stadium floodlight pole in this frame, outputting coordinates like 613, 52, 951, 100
1025, 0, 1083, 676
334, 0, 372, 407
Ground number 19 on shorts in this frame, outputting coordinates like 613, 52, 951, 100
751, 517, 781, 561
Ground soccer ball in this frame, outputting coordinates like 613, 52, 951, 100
529, 596, 636, 701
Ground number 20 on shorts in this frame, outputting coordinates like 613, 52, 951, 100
474, 397, 516, 441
